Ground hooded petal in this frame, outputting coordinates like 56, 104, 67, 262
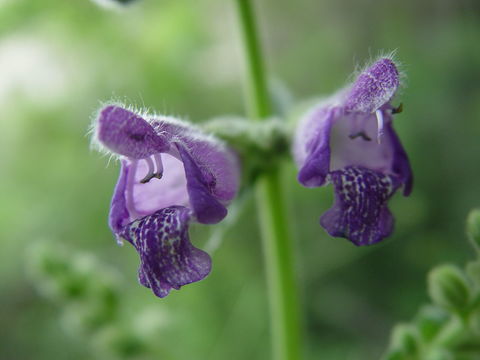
320, 166, 399, 245
95, 106, 169, 159
344, 58, 400, 114
120, 206, 211, 298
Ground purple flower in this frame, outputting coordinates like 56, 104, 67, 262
293, 58, 413, 246
93, 105, 239, 297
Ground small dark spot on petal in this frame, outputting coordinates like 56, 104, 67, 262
129, 133, 146, 141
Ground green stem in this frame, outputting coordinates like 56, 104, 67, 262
256, 172, 302, 360
235, 0, 272, 120
234, 1, 301, 360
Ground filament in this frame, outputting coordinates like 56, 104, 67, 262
376, 110, 384, 144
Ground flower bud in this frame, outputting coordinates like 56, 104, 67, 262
389, 324, 419, 355
471, 309, 480, 335
466, 260, 480, 289
428, 265, 471, 312
424, 348, 453, 360
414, 305, 448, 341
467, 209, 480, 252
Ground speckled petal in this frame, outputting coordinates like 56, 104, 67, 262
320, 166, 399, 246
120, 206, 211, 298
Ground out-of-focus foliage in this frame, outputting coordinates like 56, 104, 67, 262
0, 0, 479, 359
383, 211, 480, 359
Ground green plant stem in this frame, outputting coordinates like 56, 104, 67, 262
235, 0, 271, 119
234, 1, 301, 360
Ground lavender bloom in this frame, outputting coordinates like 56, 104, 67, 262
93, 105, 239, 297
293, 58, 413, 246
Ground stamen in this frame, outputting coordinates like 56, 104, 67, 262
126, 160, 140, 219
392, 103, 403, 114
349, 131, 372, 141
140, 154, 163, 184
154, 153, 164, 178
376, 109, 384, 144
140, 157, 156, 184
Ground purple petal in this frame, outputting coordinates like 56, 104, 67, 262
130, 154, 190, 215
385, 122, 413, 196
320, 166, 399, 246
109, 160, 130, 242
328, 109, 413, 198
120, 206, 211, 298
176, 143, 227, 224
151, 119, 240, 204
345, 58, 400, 114
183, 140, 239, 204
330, 109, 395, 173
295, 107, 336, 187
96, 106, 169, 159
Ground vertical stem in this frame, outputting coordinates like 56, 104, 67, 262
234, 1, 301, 360
235, 0, 271, 120
256, 172, 302, 360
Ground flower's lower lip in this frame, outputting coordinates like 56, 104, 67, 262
121, 206, 211, 298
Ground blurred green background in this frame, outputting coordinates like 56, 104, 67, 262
1, 0, 479, 359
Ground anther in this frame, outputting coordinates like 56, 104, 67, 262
392, 103, 403, 114
140, 155, 163, 184
349, 131, 372, 141
140, 157, 156, 183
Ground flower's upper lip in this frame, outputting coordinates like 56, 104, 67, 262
344, 58, 400, 114
96, 105, 170, 159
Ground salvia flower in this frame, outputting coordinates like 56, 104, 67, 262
293, 57, 413, 245
93, 105, 240, 297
